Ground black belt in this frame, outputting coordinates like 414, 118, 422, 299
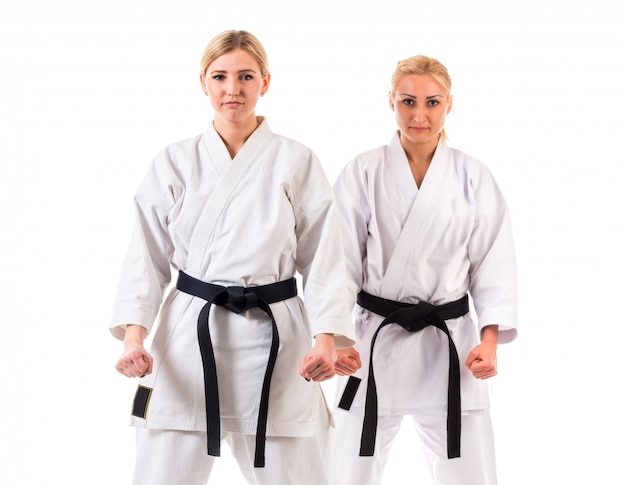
176, 271, 297, 468
338, 290, 469, 459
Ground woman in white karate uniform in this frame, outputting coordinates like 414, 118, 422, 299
329, 55, 518, 484
110, 30, 359, 485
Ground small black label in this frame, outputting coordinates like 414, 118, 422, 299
131, 385, 153, 419
337, 376, 361, 411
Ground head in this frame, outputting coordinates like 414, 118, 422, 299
199, 30, 270, 129
389, 55, 452, 142
200, 30, 269, 78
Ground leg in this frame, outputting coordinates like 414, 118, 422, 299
132, 428, 215, 485
226, 397, 331, 485
412, 411, 498, 485
328, 410, 404, 485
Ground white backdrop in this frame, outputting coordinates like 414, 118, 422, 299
1, 0, 625, 483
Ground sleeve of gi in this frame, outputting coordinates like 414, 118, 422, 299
468, 162, 518, 344
109, 149, 179, 340
332, 157, 370, 313
290, 147, 355, 348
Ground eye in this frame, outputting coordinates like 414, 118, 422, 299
241, 74, 254, 81
401, 98, 414, 106
212, 74, 224, 81
428, 99, 440, 106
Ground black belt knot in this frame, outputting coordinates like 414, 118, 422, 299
176, 271, 297, 468
388, 304, 436, 333
219, 286, 260, 314
338, 291, 469, 460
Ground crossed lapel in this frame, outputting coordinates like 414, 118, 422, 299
379, 135, 453, 299
187, 119, 273, 272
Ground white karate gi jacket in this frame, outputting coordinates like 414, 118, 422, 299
110, 118, 354, 437
333, 132, 518, 415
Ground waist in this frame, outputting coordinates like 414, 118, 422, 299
177, 271, 298, 307
356, 291, 469, 321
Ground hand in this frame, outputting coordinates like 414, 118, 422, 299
465, 325, 498, 380
299, 333, 336, 382
333, 347, 362, 376
115, 325, 153, 378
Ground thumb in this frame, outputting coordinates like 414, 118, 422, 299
465, 347, 479, 368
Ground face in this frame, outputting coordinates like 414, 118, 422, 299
200, 48, 270, 126
390, 74, 452, 148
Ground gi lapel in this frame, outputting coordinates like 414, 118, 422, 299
380, 135, 454, 299
187, 119, 273, 272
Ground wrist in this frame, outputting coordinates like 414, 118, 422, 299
481, 325, 499, 346
124, 324, 147, 345
314, 333, 335, 350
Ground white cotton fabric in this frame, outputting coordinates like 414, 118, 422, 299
110, 118, 354, 438
332, 132, 518, 415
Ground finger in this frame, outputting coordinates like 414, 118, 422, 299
337, 360, 357, 374
333, 362, 350, 375
300, 357, 321, 380
310, 367, 335, 382
343, 353, 361, 369
465, 352, 478, 368
309, 360, 335, 380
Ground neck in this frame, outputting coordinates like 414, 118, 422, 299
213, 115, 261, 158
399, 134, 440, 165
400, 134, 440, 188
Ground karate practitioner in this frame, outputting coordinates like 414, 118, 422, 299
110, 30, 359, 485
328, 55, 518, 484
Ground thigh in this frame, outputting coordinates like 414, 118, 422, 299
329, 411, 404, 485
412, 411, 497, 485
132, 428, 215, 485
226, 398, 332, 485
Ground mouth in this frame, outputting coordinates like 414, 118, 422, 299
223, 101, 243, 107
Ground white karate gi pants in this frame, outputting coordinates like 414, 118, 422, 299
131, 400, 331, 485
328, 410, 497, 485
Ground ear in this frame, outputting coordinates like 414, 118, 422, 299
199, 73, 208, 96
261, 72, 271, 96
447, 94, 453, 114
388, 92, 395, 112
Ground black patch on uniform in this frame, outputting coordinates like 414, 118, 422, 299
338, 376, 361, 411
131, 385, 153, 419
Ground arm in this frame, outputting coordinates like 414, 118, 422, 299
468, 164, 518, 345
110, 152, 178, 341
291, 152, 356, 346
115, 324, 154, 378
326, 160, 369, 377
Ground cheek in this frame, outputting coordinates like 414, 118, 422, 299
433, 110, 448, 125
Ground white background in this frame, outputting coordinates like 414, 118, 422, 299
1, 0, 625, 483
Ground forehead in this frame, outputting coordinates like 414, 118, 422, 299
395, 74, 446, 96
208, 48, 260, 72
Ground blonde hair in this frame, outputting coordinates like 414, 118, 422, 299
390, 55, 452, 140
200, 30, 269, 76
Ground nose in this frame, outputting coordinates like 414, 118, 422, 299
226, 78, 241, 96
412, 105, 426, 122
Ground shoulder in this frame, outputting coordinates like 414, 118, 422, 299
333, 144, 388, 204
137, 134, 203, 192
156, 134, 204, 166
141, 134, 206, 186
446, 144, 507, 207
270, 132, 317, 161
340, 144, 388, 179
447, 145, 497, 181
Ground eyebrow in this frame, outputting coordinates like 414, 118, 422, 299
210, 69, 257, 74
399, 93, 444, 99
